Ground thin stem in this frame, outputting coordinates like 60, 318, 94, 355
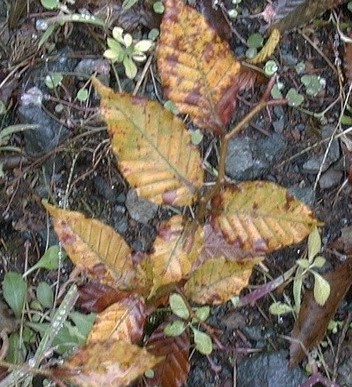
196, 97, 287, 221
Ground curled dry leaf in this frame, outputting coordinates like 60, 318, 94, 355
248, 28, 281, 65
146, 321, 190, 387
270, 0, 344, 33
77, 281, 128, 313
211, 181, 318, 253
87, 296, 146, 344
43, 201, 135, 289
92, 78, 203, 206
148, 216, 203, 297
157, 0, 256, 134
184, 256, 263, 305
290, 259, 352, 366
55, 340, 162, 387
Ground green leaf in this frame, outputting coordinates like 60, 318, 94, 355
195, 306, 210, 322
76, 88, 89, 102
264, 60, 278, 76
0, 100, 6, 115
36, 282, 54, 309
6, 332, 27, 364
123, 56, 138, 79
23, 245, 65, 277
69, 311, 96, 338
153, 1, 165, 13
293, 266, 303, 313
191, 129, 203, 145
41, 0, 59, 10
341, 115, 352, 125
312, 256, 326, 269
163, 100, 179, 114
271, 83, 283, 99
296, 258, 309, 269
192, 328, 213, 355
3, 272, 27, 319
308, 226, 321, 262
164, 320, 186, 336
269, 302, 294, 315
45, 72, 63, 89
247, 33, 264, 49
122, 0, 139, 10
313, 272, 331, 306
169, 293, 189, 320
286, 88, 304, 107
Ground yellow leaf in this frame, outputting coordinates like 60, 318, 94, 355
212, 181, 319, 253
92, 78, 203, 206
148, 216, 203, 297
87, 296, 146, 344
43, 201, 135, 289
184, 257, 263, 304
59, 340, 162, 387
157, 0, 247, 133
248, 29, 281, 64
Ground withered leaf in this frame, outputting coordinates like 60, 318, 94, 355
157, 0, 255, 134
270, 0, 345, 33
43, 201, 135, 289
77, 281, 127, 313
290, 259, 352, 366
87, 296, 146, 344
148, 216, 203, 297
184, 256, 263, 305
212, 182, 318, 253
146, 321, 190, 387
92, 78, 203, 206
56, 340, 162, 387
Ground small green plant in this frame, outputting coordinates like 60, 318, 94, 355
300, 74, 326, 97
104, 27, 153, 79
270, 226, 331, 317
1, 246, 95, 384
246, 32, 264, 59
164, 293, 213, 355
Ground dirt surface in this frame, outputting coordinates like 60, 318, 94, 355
1, 1, 352, 386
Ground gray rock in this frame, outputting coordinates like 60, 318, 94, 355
289, 186, 315, 206
74, 59, 110, 85
226, 133, 286, 181
125, 189, 158, 224
319, 169, 343, 190
237, 350, 307, 387
302, 126, 340, 174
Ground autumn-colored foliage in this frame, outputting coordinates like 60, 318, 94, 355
42, 0, 320, 385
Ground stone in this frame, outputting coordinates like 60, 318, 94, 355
226, 133, 286, 181
125, 189, 158, 224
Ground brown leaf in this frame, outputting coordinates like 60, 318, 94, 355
146, 322, 190, 387
270, 0, 345, 33
55, 340, 162, 387
43, 201, 135, 289
344, 39, 352, 85
77, 281, 128, 313
92, 78, 204, 206
184, 256, 263, 305
212, 182, 318, 253
200, 222, 251, 264
290, 260, 352, 366
196, 0, 232, 42
87, 296, 146, 344
157, 0, 254, 134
